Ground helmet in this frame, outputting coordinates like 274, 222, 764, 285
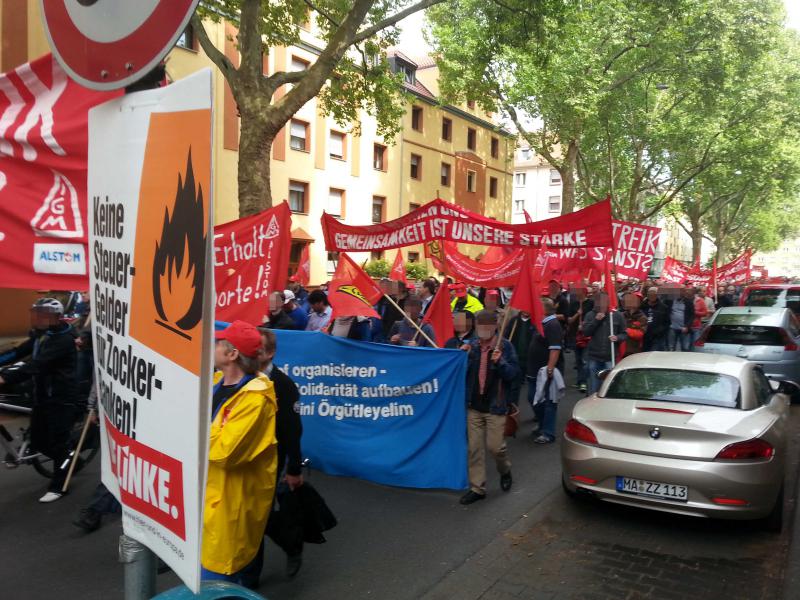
32, 297, 64, 315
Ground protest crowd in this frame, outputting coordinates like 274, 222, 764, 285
1, 248, 761, 588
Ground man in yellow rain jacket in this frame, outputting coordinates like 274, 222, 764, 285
202, 320, 278, 582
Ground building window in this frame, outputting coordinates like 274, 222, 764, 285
442, 117, 452, 141
288, 181, 308, 213
370, 250, 384, 261
550, 169, 562, 185
411, 106, 423, 132
441, 162, 451, 187
176, 24, 195, 50
467, 99, 475, 109
329, 131, 345, 160
467, 128, 476, 151
410, 154, 422, 179
521, 148, 531, 160
489, 176, 498, 198
514, 198, 524, 213
327, 252, 338, 274
289, 119, 309, 151
328, 188, 345, 218
409, 202, 421, 213
372, 196, 385, 224
491, 137, 499, 158
408, 252, 420, 263
290, 56, 310, 71
467, 170, 476, 192
373, 143, 387, 171
399, 64, 415, 84
515, 172, 526, 186
549, 195, 561, 212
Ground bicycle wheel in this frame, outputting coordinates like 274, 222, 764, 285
31, 419, 99, 479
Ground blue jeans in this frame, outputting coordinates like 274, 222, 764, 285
574, 346, 588, 386
527, 374, 557, 439
588, 359, 613, 395
668, 328, 692, 352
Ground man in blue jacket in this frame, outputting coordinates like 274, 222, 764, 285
459, 310, 519, 505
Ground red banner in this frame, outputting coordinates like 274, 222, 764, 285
425, 219, 660, 287
660, 252, 752, 285
213, 203, 292, 324
0, 54, 118, 290
323, 198, 614, 251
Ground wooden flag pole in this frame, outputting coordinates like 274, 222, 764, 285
494, 307, 513, 351
383, 293, 438, 348
62, 410, 94, 493
507, 317, 519, 341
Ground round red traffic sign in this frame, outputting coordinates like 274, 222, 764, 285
40, 0, 200, 90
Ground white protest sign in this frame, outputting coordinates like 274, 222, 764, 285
88, 69, 214, 592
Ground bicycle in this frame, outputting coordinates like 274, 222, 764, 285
0, 363, 99, 478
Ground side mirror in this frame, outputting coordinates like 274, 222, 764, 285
777, 380, 800, 396
597, 369, 611, 381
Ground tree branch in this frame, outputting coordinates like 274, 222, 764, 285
191, 14, 237, 81
304, 0, 341, 28
352, 0, 446, 45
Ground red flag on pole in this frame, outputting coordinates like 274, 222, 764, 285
390, 249, 409, 285
523, 209, 533, 224
422, 282, 454, 346
508, 250, 545, 335
328, 253, 383, 320
289, 244, 311, 286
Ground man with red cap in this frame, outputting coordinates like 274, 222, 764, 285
202, 320, 278, 584
450, 282, 484, 314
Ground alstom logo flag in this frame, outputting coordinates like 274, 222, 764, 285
0, 54, 117, 290
328, 253, 382, 320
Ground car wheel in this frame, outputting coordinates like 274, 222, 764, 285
761, 485, 784, 533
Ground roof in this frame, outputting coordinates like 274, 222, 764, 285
613, 351, 751, 379
404, 78, 436, 100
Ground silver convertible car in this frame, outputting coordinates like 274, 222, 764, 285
561, 352, 792, 530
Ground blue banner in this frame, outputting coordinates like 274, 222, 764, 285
268, 330, 468, 490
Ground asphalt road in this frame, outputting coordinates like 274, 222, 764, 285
1, 353, 797, 600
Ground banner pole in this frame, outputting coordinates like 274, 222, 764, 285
383, 293, 438, 348
495, 306, 513, 351
507, 318, 519, 341
61, 409, 94, 493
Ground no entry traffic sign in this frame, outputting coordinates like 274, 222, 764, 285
40, 0, 200, 90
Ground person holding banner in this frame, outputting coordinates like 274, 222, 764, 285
203, 321, 278, 582
460, 310, 519, 505
305, 290, 332, 332
266, 291, 297, 331
389, 294, 436, 347
582, 294, 627, 395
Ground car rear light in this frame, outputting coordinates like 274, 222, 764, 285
780, 328, 798, 351
715, 438, 774, 460
570, 475, 597, 485
694, 328, 709, 347
565, 419, 598, 445
712, 497, 749, 506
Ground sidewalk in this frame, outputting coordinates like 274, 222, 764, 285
423, 408, 800, 600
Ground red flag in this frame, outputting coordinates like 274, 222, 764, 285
422, 282, 454, 346
328, 253, 383, 320
604, 258, 618, 311
508, 250, 544, 335
523, 209, 533, 224
289, 243, 311, 286
390, 249, 409, 285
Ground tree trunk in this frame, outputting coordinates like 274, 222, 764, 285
237, 110, 275, 217
715, 235, 727, 264
691, 228, 703, 265
560, 140, 579, 214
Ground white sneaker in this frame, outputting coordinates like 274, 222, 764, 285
39, 492, 63, 503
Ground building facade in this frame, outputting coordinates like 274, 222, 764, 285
753, 239, 800, 277
510, 144, 564, 223
3, 4, 513, 285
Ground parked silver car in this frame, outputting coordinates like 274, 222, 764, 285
561, 352, 791, 530
694, 307, 800, 388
